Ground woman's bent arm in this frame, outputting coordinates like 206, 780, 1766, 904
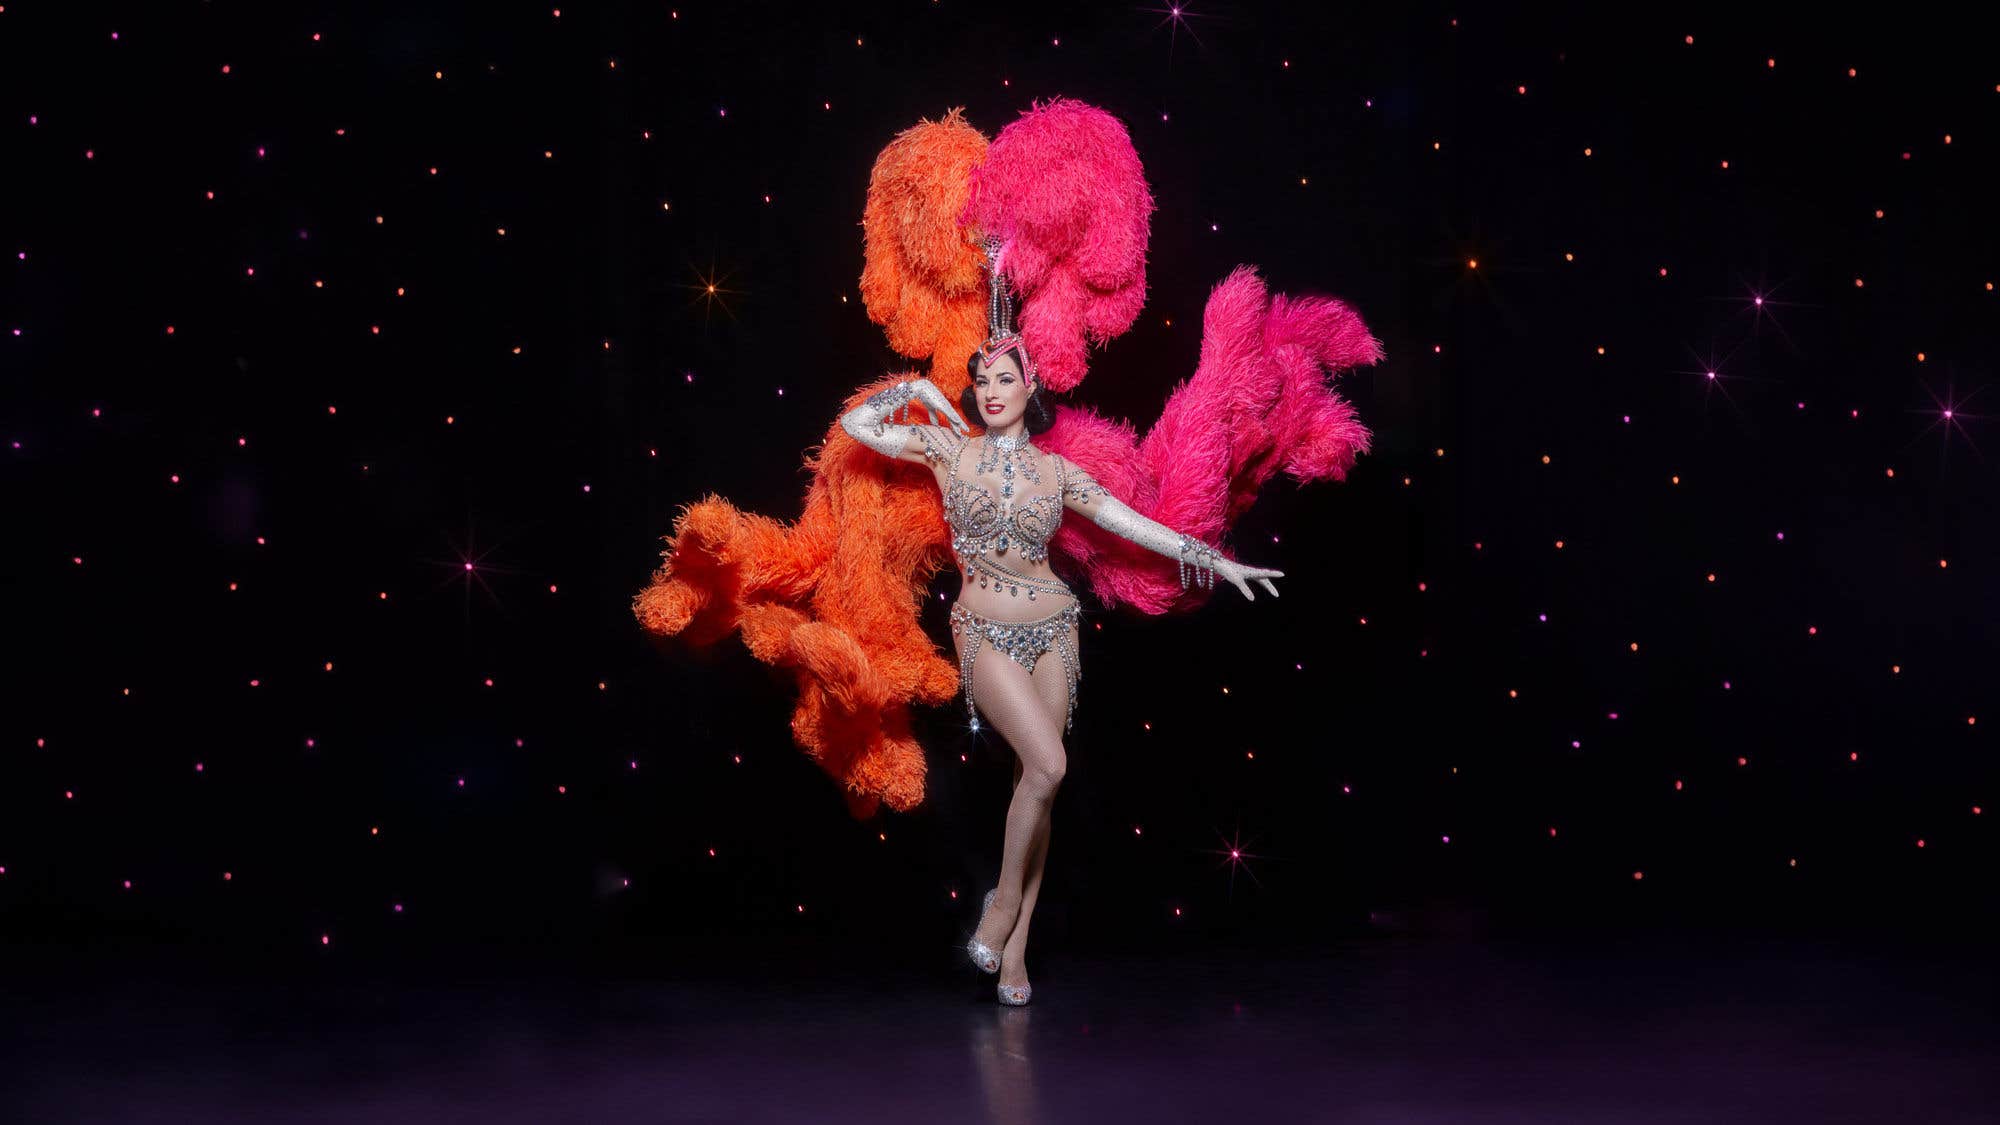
839, 379, 966, 467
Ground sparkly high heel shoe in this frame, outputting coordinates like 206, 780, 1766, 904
996, 980, 1032, 1006
965, 888, 1001, 974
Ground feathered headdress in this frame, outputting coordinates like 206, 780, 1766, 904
974, 235, 1036, 388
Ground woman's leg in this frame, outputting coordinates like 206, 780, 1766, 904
958, 625, 1069, 958
999, 620, 1076, 987
1000, 772, 1051, 988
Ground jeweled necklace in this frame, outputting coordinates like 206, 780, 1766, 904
974, 431, 1042, 499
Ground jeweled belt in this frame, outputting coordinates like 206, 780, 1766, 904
959, 548, 1071, 602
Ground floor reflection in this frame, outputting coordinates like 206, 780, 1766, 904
969, 1006, 1038, 1125
1, 933, 1994, 1122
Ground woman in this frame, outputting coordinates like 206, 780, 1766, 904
838, 239, 1286, 1005
636, 100, 1375, 826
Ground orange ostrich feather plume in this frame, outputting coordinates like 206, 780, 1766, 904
633, 110, 990, 820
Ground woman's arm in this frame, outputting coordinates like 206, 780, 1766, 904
1056, 456, 1226, 590
1057, 455, 1283, 599
839, 379, 969, 468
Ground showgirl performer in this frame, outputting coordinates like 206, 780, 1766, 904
634, 99, 1382, 1005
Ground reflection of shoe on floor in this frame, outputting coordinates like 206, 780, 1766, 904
1365, 907, 1410, 934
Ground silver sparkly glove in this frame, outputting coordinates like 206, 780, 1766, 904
1058, 458, 1285, 600
839, 378, 971, 461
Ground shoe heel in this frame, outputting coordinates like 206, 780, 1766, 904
965, 887, 1001, 974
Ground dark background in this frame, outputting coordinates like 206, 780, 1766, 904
3, 2, 1995, 982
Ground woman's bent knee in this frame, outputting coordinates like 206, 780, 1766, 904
1025, 755, 1065, 792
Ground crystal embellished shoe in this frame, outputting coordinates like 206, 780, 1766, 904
965, 888, 1001, 974
996, 980, 1031, 1006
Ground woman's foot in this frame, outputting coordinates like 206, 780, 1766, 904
965, 889, 1001, 972
996, 922, 1031, 1001
997, 945, 1032, 1004
996, 965, 1031, 999
971, 888, 1020, 966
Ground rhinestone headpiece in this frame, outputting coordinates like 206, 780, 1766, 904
975, 235, 1036, 390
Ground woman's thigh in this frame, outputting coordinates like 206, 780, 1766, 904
1025, 621, 1078, 737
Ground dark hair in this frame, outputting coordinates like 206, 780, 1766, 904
964, 350, 1056, 436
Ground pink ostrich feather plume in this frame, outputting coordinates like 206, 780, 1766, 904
1040, 266, 1383, 614
962, 97, 1155, 393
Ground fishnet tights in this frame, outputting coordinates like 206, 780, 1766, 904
959, 608, 1076, 987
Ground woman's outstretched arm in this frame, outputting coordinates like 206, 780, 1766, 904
838, 378, 971, 467
1056, 456, 1284, 600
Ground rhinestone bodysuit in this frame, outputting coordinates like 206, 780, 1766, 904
914, 427, 1094, 734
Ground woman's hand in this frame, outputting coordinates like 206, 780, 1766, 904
912, 379, 973, 437
1215, 557, 1283, 601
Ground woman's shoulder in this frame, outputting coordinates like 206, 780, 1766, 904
1043, 449, 1095, 479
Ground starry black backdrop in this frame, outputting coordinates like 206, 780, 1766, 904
3, 2, 1995, 978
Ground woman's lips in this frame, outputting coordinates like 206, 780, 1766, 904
984, 404, 1003, 413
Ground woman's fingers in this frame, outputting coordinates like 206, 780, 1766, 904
1259, 578, 1280, 597
921, 388, 963, 434
929, 389, 969, 434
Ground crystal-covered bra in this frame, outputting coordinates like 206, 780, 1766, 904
913, 426, 1108, 571
945, 477, 1062, 563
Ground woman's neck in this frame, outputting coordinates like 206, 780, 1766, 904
983, 419, 1029, 444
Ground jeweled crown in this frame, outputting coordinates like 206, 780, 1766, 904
976, 234, 1036, 389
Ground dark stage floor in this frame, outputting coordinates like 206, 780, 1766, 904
3, 926, 1993, 1123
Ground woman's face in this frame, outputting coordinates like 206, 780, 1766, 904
973, 352, 1028, 430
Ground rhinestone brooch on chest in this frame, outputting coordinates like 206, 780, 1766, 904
973, 432, 1042, 500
